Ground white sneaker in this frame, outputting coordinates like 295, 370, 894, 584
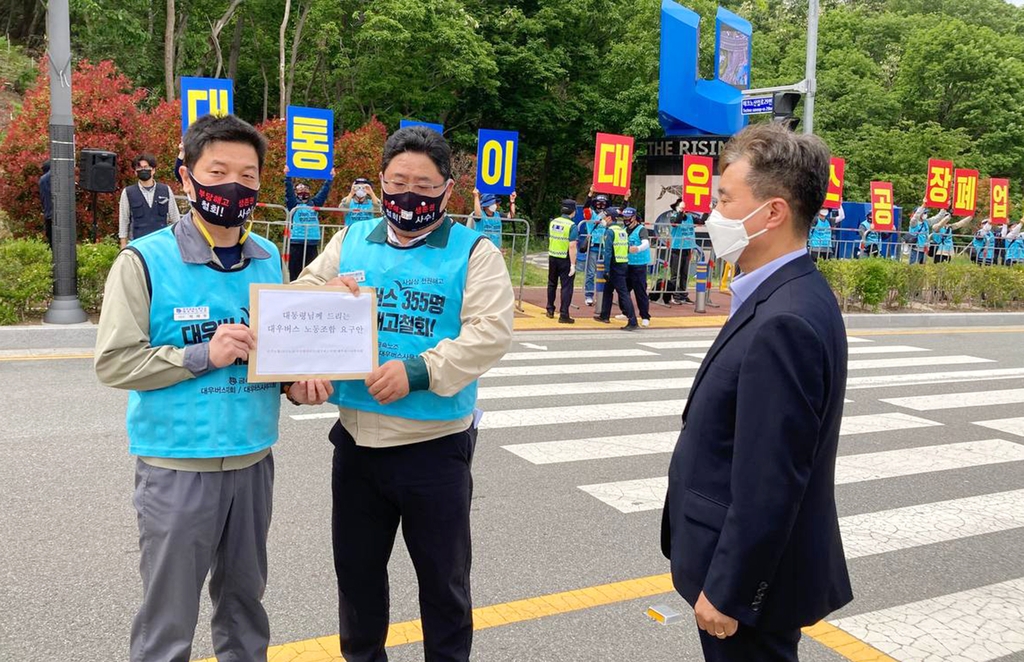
641, 319, 650, 327
615, 314, 627, 320
585, 298, 594, 306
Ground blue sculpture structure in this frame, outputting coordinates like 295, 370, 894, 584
658, 1, 752, 136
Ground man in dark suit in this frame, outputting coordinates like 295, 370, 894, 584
661, 123, 853, 661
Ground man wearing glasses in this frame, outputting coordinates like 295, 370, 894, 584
292, 126, 515, 662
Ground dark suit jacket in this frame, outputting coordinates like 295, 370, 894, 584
661, 253, 853, 631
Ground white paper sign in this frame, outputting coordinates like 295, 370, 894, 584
248, 285, 378, 382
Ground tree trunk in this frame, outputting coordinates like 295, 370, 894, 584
164, 0, 176, 101
227, 14, 244, 81
279, 0, 292, 118
261, 62, 270, 123
208, 0, 244, 78
285, 2, 311, 111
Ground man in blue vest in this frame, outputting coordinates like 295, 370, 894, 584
546, 198, 580, 323
118, 153, 181, 248
906, 201, 931, 265
293, 125, 515, 662
859, 213, 880, 258
974, 220, 997, 266
623, 207, 652, 327
1004, 222, 1024, 266
667, 198, 696, 303
471, 188, 517, 249
593, 207, 639, 330
96, 114, 333, 662
809, 207, 842, 263
285, 166, 335, 282
341, 177, 381, 225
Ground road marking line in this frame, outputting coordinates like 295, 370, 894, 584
850, 327, 1024, 337
193, 574, 893, 662
479, 399, 686, 430
848, 355, 991, 370
833, 439, 1024, 484
847, 367, 1024, 389
832, 578, 1024, 662
0, 353, 93, 362
479, 377, 694, 400
882, 387, 1024, 411
483, 360, 702, 379
503, 432, 678, 465
290, 412, 338, 421
838, 412, 942, 435
501, 349, 657, 361
685, 344, 929, 360
973, 417, 1024, 438
638, 340, 716, 349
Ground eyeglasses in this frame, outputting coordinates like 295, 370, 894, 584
380, 178, 450, 196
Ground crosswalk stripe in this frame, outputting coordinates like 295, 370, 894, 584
638, 340, 716, 350
502, 413, 947, 466
846, 355, 992, 370
832, 578, 1024, 662
847, 367, 1024, 390
882, 387, 1024, 411
973, 417, 1024, 438
482, 360, 702, 379
503, 432, 677, 465
834, 439, 1024, 484
845, 337, 873, 343
841, 489, 1024, 558
501, 349, 657, 362
684, 345, 930, 360
290, 411, 338, 421
479, 399, 686, 430
479, 377, 694, 401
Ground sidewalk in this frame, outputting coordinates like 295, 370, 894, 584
514, 286, 730, 331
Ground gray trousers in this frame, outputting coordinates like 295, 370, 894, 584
130, 454, 274, 662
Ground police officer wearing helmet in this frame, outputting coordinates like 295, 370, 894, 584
593, 206, 639, 330
293, 125, 515, 662
623, 207, 652, 327
546, 198, 580, 323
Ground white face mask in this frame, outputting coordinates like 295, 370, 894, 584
487, 204, 498, 214
705, 200, 771, 265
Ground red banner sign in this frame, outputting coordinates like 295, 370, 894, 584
990, 178, 1010, 224
823, 157, 845, 210
592, 133, 634, 196
870, 181, 895, 231
952, 169, 979, 217
681, 154, 714, 214
924, 159, 953, 209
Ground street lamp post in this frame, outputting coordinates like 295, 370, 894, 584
804, 0, 819, 135
43, 0, 88, 325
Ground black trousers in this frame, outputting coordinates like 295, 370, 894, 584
599, 267, 636, 324
626, 264, 650, 321
698, 626, 801, 662
289, 240, 320, 282
330, 422, 476, 662
547, 255, 575, 318
668, 248, 691, 300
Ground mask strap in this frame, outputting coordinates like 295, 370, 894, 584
192, 214, 251, 248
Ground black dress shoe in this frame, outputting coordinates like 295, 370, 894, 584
558, 316, 575, 324
621, 324, 640, 331
592, 316, 610, 323
545, 311, 555, 319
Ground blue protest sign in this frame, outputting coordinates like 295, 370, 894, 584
286, 105, 334, 180
180, 77, 234, 132
399, 119, 444, 134
475, 129, 519, 195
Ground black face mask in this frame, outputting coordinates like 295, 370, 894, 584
297, 193, 310, 203
382, 187, 448, 233
187, 171, 259, 228
137, 169, 153, 182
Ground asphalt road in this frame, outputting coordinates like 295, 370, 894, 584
2, 324, 1023, 661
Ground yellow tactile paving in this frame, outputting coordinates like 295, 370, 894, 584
194, 573, 893, 662
513, 300, 729, 331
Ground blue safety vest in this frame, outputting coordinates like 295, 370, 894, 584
125, 226, 282, 458
1006, 235, 1024, 261
861, 220, 880, 246
590, 217, 607, 252
576, 220, 595, 255
627, 224, 651, 266
346, 199, 375, 225
671, 214, 696, 250
809, 218, 832, 250
478, 210, 503, 248
291, 204, 321, 242
909, 220, 929, 249
328, 219, 479, 421
931, 226, 953, 251
976, 231, 996, 261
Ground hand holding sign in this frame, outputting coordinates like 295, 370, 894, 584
925, 159, 953, 209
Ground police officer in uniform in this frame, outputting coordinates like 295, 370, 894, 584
593, 207, 638, 331
96, 114, 332, 662
623, 207, 651, 327
118, 153, 181, 248
293, 126, 515, 662
546, 199, 579, 323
